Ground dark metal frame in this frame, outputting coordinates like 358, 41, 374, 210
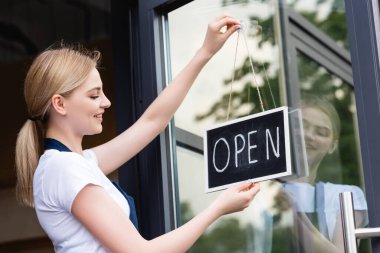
279, 6, 354, 109
111, 0, 194, 239
345, 0, 380, 251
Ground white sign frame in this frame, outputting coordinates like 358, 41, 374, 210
204, 106, 292, 192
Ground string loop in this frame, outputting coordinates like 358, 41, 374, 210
226, 20, 277, 120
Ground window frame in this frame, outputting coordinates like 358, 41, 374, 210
345, 0, 380, 251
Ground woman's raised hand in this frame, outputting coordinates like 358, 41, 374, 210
200, 15, 241, 58
210, 182, 260, 216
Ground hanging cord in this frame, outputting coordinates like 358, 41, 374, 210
226, 20, 277, 120
241, 31, 264, 112
261, 61, 277, 108
226, 31, 240, 121
249, 21, 276, 108
254, 23, 277, 109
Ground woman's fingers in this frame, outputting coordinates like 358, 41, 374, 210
213, 16, 240, 32
236, 182, 260, 210
237, 182, 253, 191
209, 16, 240, 39
236, 182, 260, 192
214, 182, 261, 215
200, 15, 240, 63
241, 182, 260, 199
223, 23, 240, 39
246, 182, 260, 198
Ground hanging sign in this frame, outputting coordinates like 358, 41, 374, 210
204, 106, 292, 192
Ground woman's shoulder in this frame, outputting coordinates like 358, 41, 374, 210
41, 149, 97, 166
35, 149, 97, 181
34, 149, 103, 210
39, 150, 87, 168
323, 182, 367, 209
324, 182, 364, 194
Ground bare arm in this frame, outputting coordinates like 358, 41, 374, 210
331, 210, 368, 251
295, 212, 341, 253
72, 182, 260, 253
92, 15, 240, 175
295, 210, 367, 253
283, 186, 367, 253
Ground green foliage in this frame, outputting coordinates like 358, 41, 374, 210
195, 56, 280, 122
180, 202, 251, 253
192, 218, 248, 253
271, 227, 295, 253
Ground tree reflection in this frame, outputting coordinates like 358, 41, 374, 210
196, 2, 280, 121
197, 0, 349, 121
181, 202, 250, 253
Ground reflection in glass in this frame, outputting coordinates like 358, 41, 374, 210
271, 53, 369, 252
286, 0, 348, 49
297, 52, 363, 186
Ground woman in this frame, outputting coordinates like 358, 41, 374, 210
281, 95, 367, 253
15, 15, 260, 253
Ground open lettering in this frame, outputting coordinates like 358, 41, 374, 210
205, 107, 291, 191
212, 127, 281, 173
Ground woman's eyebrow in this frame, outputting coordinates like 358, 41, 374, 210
87, 87, 101, 92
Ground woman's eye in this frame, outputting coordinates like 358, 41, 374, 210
317, 128, 331, 138
90, 96, 100, 99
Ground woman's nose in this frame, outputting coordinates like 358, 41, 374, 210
101, 93, 111, 108
304, 128, 315, 141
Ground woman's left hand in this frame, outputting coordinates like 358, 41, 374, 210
201, 15, 240, 58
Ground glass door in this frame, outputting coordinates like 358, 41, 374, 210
164, 0, 370, 252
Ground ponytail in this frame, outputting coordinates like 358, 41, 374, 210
15, 119, 43, 207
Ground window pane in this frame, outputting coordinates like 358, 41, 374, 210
168, 1, 369, 252
168, 0, 284, 136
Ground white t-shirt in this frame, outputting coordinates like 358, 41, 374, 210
33, 149, 130, 253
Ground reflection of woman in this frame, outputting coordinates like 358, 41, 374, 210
15, 16, 260, 253
282, 95, 368, 253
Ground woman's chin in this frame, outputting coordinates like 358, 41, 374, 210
87, 126, 103, 135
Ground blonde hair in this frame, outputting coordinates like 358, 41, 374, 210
15, 44, 101, 207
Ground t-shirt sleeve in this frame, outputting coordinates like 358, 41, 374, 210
43, 154, 102, 213
351, 185, 367, 210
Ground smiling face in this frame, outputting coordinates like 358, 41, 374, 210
64, 68, 111, 136
302, 106, 337, 172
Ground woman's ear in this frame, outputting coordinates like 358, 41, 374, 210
51, 94, 67, 116
328, 139, 338, 154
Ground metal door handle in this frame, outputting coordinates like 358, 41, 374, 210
340, 192, 380, 253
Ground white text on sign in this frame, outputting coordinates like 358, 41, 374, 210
212, 127, 280, 173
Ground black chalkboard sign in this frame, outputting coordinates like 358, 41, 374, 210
204, 106, 292, 192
